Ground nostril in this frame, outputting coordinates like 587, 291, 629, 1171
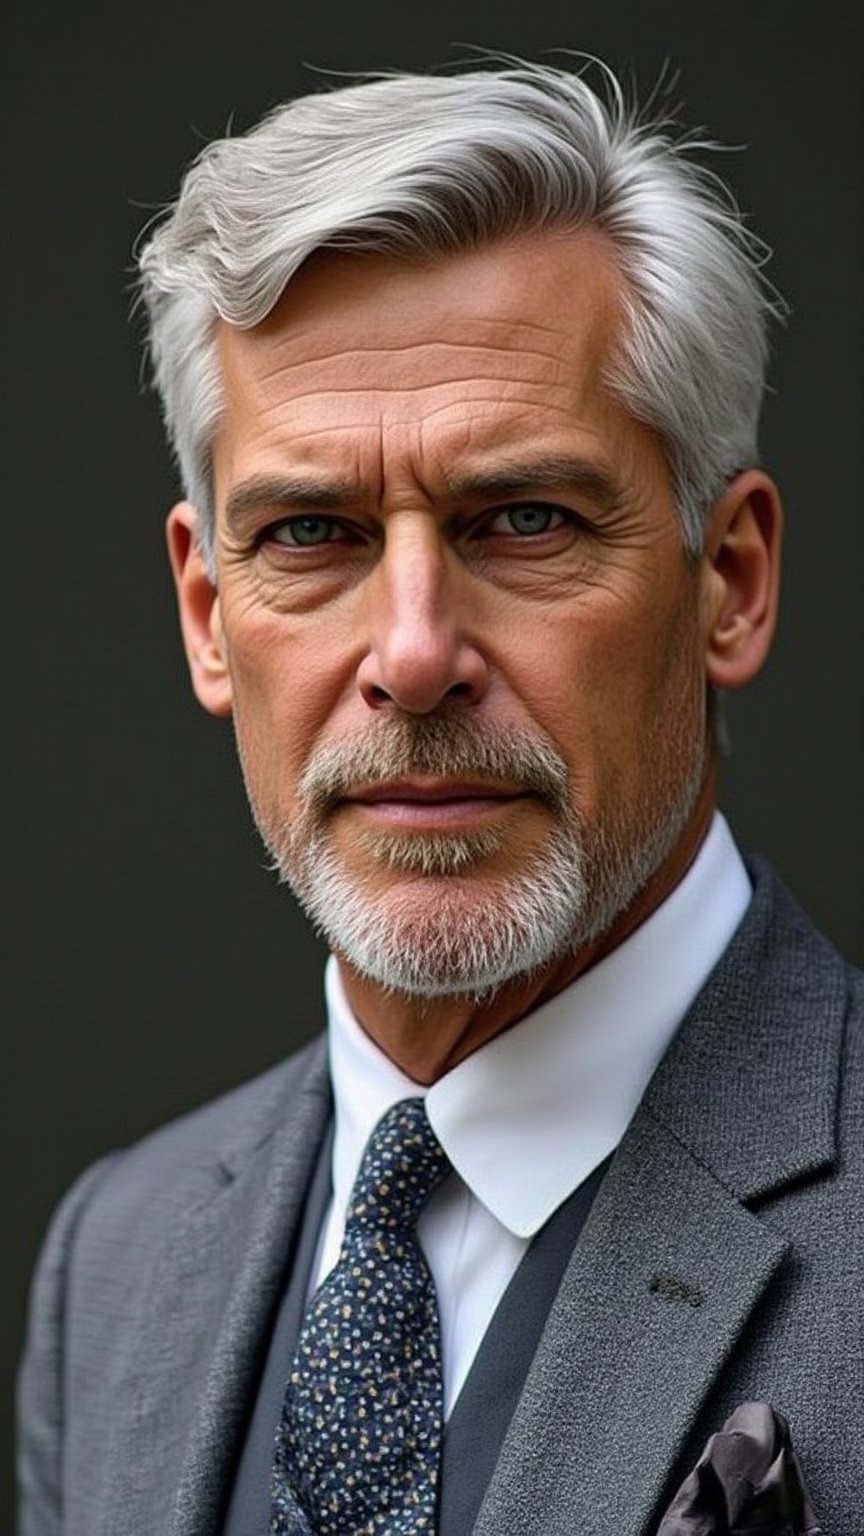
356, 635, 490, 714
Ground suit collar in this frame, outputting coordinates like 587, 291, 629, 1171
644, 854, 845, 1202
209, 1038, 330, 1184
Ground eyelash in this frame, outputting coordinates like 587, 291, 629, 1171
262, 502, 577, 549
266, 515, 355, 548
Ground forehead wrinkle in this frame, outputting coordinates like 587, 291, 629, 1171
260, 337, 582, 370
242, 352, 578, 403
229, 308, 599, 374
228, 385, 587, 431
247, 312, 599, 367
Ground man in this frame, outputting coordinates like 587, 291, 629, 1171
17, 59, 861, 1536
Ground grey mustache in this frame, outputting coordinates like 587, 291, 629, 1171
297, 715, 570, 813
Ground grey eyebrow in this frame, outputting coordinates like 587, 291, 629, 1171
443, 457, 627, 511
224, 474, 363, 533
223, 455, 626, 534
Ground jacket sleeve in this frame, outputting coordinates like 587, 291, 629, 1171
16, 1156, 120, 1536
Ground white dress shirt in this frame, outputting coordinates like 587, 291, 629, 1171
314, 812, 751, 1416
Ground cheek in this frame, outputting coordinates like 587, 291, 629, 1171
509, 603, 640, 730
513, 599, 704, 797
224, 606, 347, 804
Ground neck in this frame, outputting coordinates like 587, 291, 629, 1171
337, 773, 718, 1085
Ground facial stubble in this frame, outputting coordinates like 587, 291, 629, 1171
235, 708, 705, 999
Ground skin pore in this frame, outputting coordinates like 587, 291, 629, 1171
168, 230, 782, 1084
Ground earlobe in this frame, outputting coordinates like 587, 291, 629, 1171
166, 502, 233, 718
702, 470, 783, 692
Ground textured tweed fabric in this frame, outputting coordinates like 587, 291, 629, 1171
271, 1098, 450, 1535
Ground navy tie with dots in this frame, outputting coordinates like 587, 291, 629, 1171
271, 1098, 451, 1535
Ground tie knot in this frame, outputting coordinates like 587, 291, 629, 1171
347, 1097, 449, 1233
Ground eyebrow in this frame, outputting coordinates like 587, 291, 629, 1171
225, 474, 362, 534
443, 456, 627, 511
223, 454, 627, 534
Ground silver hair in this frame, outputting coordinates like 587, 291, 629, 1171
137, 59, 783, 566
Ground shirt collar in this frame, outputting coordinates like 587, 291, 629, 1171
325, 812, 751, 1240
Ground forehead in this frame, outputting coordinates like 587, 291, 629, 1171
212, 231, 636, 493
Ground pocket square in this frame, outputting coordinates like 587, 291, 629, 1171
656, 1401, 821, 1535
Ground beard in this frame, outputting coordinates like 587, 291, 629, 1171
235, 703, 706, 1000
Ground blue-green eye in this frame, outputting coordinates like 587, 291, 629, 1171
271, 516, 338, 546
491, 504, 565, 536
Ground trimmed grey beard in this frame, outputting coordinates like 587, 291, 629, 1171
239, 712, 704, 999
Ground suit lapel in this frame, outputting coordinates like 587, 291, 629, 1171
473, 1112, 789, 1536
96, 1039, 331, 1536
474, 860, 846, 1536
168, 1043, 332, 1536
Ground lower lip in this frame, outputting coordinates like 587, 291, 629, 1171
344, 796, 524, 830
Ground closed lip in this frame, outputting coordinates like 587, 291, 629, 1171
343, 779, 531, 804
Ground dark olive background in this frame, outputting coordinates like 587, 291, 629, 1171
3, 0, 861, 1522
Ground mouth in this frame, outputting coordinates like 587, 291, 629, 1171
340, 778, 534, 830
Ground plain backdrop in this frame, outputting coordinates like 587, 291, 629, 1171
3, 0, 861, 1523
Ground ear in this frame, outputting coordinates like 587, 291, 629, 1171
700, 469, 783, 691
165, 502, 233, 718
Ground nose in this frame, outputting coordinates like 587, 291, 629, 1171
356, 517, 490, 714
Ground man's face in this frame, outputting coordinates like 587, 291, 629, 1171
198, 232, 718, 995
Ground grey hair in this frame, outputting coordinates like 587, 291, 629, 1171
137, 60, 783, 566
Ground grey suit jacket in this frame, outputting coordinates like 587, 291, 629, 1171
17, 859, 864, 1535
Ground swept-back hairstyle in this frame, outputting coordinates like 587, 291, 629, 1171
137, 60, 782, 565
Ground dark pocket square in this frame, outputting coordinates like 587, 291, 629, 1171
656, 1402, 821, 1535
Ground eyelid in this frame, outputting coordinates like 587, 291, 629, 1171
259, 500, 581, 549
476, 501, 575, 535
263, 513, 359, 547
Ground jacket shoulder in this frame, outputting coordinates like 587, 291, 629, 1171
81, 1033, 329, 1226
26, 1035, 328, 1318
18, 1037, 329, 1534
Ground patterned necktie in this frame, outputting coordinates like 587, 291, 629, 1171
271, 1097, 450, 1535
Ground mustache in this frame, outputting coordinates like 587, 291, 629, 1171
297, 713, 570, 814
